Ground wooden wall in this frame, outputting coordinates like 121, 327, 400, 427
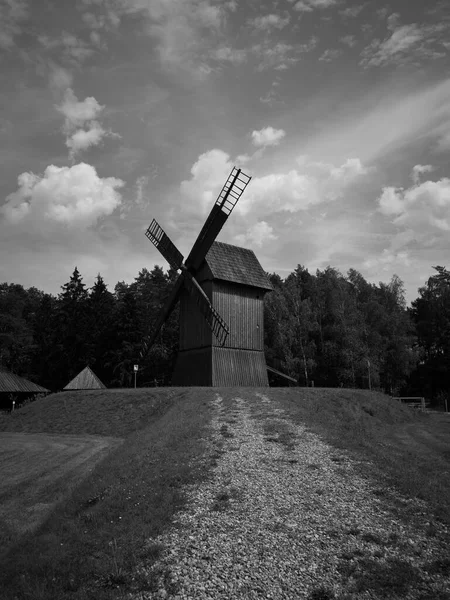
212, 282, 265, 350
212, 347, 269, 386
171, 347, 269, 386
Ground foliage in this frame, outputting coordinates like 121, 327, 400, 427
0, 262, 447, 400
265, 265, 418, 395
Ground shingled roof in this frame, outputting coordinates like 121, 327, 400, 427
0, 367, 49, 394
203, 242, 273, 291
64, 366, 106, 390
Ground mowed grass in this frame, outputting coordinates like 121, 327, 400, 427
0, 388, 214, 600
0, 387, 449, 599
270, 388, 450, 526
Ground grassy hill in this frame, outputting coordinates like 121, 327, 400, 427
0, 387, 449, 600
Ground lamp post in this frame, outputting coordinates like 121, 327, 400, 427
133, 364, 139, 389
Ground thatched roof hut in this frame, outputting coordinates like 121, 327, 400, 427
64, 366, 106, 390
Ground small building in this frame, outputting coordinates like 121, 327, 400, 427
0, 366, 50, 410
172, 241, 273, 386
64, 366, 106, 390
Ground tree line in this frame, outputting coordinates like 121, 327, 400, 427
0, 264, 448, 404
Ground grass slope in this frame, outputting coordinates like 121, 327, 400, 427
0, 387, 449, 600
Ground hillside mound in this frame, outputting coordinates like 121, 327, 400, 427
0, 388, 186, 437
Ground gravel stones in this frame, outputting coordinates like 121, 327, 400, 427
129, 391, 450, 599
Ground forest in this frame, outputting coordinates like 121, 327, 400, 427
0, 263, 449, 406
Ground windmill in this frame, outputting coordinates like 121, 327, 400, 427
140, 167, 273, 386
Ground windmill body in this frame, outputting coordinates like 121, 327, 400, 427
174, 241, 272, 386
141, 167, 273, 387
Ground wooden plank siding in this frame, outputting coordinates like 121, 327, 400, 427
212, 347, 269, 386
212, 282, 266, 351
172, 347, 269, 386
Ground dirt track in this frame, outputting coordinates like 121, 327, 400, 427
0, 432, 122, 535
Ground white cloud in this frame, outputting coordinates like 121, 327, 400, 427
411, 164, 434, 184
1, 163, 124, 231
178, 150, 369, 228
180, 149, 233, 215
319, 49, 341, 62
211, 46, 247, 65
48, 65, 73, 90
360, 22, 448, 67
57, 88, 104, 129
340, 35, 356, 47
0, 0, 29, 50
293, 0, 337, 12
378, 177, 450, 234
234, 221, 277, 248
112, 0, 234, 76
38, 31, 94, 64
251, 127, 286, 148
135, 175, 149, 205
249, 14, 290, 31
340, 5, 364, 18
66, 122, 106, 155
56, 88, 118, 158
252, 37, 317, 71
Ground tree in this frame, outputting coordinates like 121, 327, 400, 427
409, 266, 450, 399
56, 267, 90, 385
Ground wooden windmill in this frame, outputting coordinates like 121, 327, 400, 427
140, 167, 273, 386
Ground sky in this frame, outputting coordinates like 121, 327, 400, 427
1, 0, 449, 305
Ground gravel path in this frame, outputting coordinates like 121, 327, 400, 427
130, 390, 450, 600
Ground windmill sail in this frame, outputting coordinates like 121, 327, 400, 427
139, 165, 250, 364
186, 167, 251, 270
145, 220, 184, 271
183, 271, 229, 346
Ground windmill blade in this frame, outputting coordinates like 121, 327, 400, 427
139, 275, 184, 360
183, 271, 229, 346
145, 219, 184, 271
185, 167, 251, 271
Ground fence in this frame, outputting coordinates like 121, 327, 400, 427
392, 396, 430, 412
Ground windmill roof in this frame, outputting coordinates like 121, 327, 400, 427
204, 242, 273, 290
64, 366, 106, 390
0, 367, 50, 393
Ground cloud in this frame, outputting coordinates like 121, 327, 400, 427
377, 177, 450, 234
38, 31, 94, 65
412, 164, 435, 184
360, 22, 448, 67
340, 35, 356, 47
56, 88, 119, 158
48, 65, 73, 90
66, 122, 107, 155
340, 5, 365, 18
293, 0, 338, 12
1, 163, 124, 232
249, 14, 290, 31
319, 49, 341, 62
112, 0, 235, 76
180, 149, 233, 215
135, 175, 149, 205
234, 221, 277, 248
57, 88, 104, 128
252, 37, 317, 71
178, 150, 369, 226
0, 0, 29, 50
211, 46, 247, 65
251, 127, 286, 148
